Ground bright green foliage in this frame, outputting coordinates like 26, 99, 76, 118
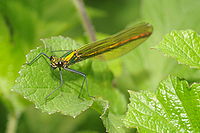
124, 75, 200, 132
12, 36, 129, 132
118, 0, 200, 93
102, 113, 125, 133
157, 30, 200, 69
13, 37, 93, 117
1, 0, 200, 132
93, 98, 126, 133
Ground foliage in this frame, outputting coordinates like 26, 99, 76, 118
124, 75, 200, 132
0, 0, 200, 133
13, 37, 93, 117
156, 30, 200, 69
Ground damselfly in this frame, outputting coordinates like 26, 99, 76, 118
26, 22, 153, 99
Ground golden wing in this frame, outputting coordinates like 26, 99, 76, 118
76, 22, 153, 61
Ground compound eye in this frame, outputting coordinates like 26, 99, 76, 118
59, 61, 63, 65
50, 56, 55, 61
50, 56, 53, 60
56, 61, 64, 67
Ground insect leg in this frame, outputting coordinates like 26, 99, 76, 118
45, 68, 64, 100
26, 53, 50, 65
63, 67, 91, 98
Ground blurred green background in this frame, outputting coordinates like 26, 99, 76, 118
0, 0, 200, 133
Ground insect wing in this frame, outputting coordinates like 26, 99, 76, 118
76, 22, 153, 60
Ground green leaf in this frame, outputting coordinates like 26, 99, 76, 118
102, 113, 126, 133
156, 30, 200, 69
89, 75, 128, 133
118, 0, 200, 92
13, 36, 93, 117
124, 75, 200, 132
92, 98, 126, 133
12, 36, 129, 133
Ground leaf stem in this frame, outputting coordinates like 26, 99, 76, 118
5, 113, 19, 133
73, 0, 96, 42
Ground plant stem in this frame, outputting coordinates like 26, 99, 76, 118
73, 0, 96, 42
5, 113, 18, 133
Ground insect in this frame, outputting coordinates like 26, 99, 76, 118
26, 22, 153, 99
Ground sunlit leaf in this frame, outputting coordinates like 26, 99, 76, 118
13, 36, 93, 117
124, 75, 200, 132
157, 30, 200, 69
